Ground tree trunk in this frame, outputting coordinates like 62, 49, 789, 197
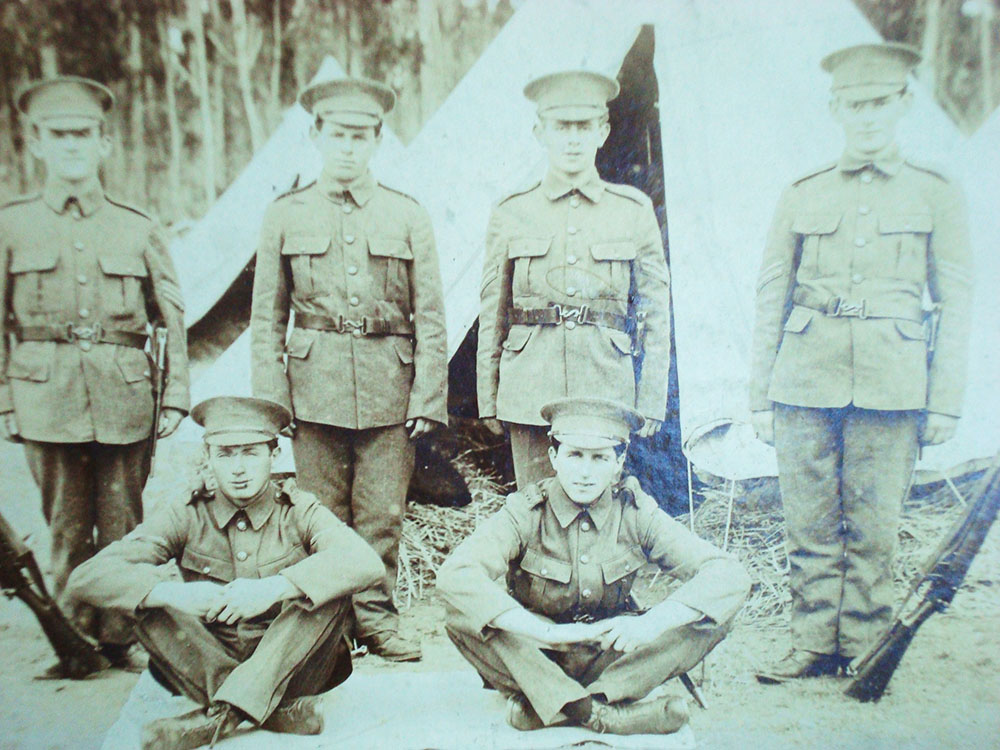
269, 0, 283, 126
209, 0, 228, 184
158, 14, 183, 221
188, 0, 217, 206
230, 0, 266, 151
126, 19, 148, 204
417, 0, 445, 122
919, 0, 940, 96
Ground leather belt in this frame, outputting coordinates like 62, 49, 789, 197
791, 288, 924, 323
295, 312, 414, 337
509, 305, 629, 333
16, 324, 147, 350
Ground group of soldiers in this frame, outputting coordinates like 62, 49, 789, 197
0, 37, 972, 750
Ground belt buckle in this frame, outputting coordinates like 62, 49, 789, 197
554, 304, 587, 326
67, 323, 102, 351
341, 316, 367, 338
834, 299, 867, 319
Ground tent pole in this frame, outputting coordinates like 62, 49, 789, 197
686, 457, 695, 533
723, 478, 736, 551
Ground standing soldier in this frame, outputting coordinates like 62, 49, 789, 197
0, 77, 189, 665
477, 70, 671, 488
750, 44, 973, 681
251, 77, 448, 662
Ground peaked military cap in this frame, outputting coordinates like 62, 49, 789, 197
299, 76, 396, 126
524, 70, 619, 121
17, 76, 115, 127
821, 42, 921, 102
191, 396, 291, 446
541, 397, 644, 449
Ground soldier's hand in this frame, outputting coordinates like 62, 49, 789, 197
144, 580, 225, 617
638, 418, 663, 438
157, 408, 185, 438
751, 410, 775, 446
921, 412, 959, 447
406, 417, 437, 440
481, 418, 505, 436
207, 576, 297, 625
1, 411, 20, 443
599, 614, 669, 653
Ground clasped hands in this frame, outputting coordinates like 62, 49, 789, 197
144, 576, 301, 625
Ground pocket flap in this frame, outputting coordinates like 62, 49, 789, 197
393, 336, 415, 365
285, 327, 316, 359
10, 249, 59, 274
607, 329, 633, 356
894, 319, 928, 341
99, 254, 149, 278
116, 349, 151, 384
508, 237, 551, 259
791, 214, 842, 235
258, 544, 307, 576
519, 549, 572, 584
501, 326, 533, 352
281, 236, 330, 256
591, 241, 637, 261
782, 306, 814, 333
180, 547, 234, 582
368, 237, 413, 260
879, 214, 933, 234
601, 547, 646, 584
6, 342, 53, 382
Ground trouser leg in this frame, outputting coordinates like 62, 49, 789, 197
23, 441, 98, 638
92, 440, 148, 645
292, 421, 353, 525
773, 404, 844, 655
214, 598, 354, 723
508, 423, 553, 489
445, 615, 589, 726
839, 407, 918, 657
351, 424, 414, 638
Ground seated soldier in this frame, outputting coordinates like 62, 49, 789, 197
66, 396, 385, 750
438, 397, 750, 736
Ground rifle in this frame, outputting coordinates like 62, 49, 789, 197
845, 454, 1000, 702
0, 510, 109, 678
148, 326, 168, 466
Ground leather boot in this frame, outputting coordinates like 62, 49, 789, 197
141, 703, 242, 750
755, 649, 845, 684
261, 694, 325, 735
365, 633, 422, 662
585, 696, 689, 735
505, 693, 544, 731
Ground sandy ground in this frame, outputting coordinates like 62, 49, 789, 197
2, 440, 999, 749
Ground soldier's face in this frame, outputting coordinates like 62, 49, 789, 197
534, 117, 610, 177
548, 443, 625, 506
206, 442, 277, 503
831, 91, 912, 156
311, 121, 380, 183
29, 123, 111, 183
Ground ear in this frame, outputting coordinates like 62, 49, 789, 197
548, 445, 558, 469
27, 129, 43, 160
309, 123, 320, 143
899, 90, 914, 114
270, 444, 282, 461
532, 118, 545, 145
615, 448, 627, 474
597, 120, 611, 148
98, 132, 113, 160
828, 96, 839, 118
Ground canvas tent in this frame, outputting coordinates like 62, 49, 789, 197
166, 0, 1000, 485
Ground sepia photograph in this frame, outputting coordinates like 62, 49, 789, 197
0, 0, 997, 748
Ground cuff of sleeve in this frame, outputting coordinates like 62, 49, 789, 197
0, 384, 13, 413
280, 566, 323, 610
473, 598, 523, 638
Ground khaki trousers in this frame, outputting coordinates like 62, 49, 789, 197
137, 598, 353, 723
292, 421, 414, 639
508, 423, 554, 489
23, 439, 149, 646
446, 611, 730, 726
774, 404, 919, 657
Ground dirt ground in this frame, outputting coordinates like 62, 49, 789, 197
2, 440, 999, 750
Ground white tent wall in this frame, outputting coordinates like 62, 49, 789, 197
654, 0, 999, 479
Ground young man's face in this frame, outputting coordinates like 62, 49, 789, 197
311, 120, 380, 183
830, 90, 911, 157
205, 442, 277, 503
29, 122, 111, 183
548, 442, 625, 506
534, 116, 610, 178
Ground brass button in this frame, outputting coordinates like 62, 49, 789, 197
858, 205, 870, 215
236, 520, 247, 531
567, 226, 578, 235
581, 521, 591, 532
73, 241, 85, 250
854, 238, 865, 247
78, 340, 91, 352
852, 274, 864, 284
347, 265, 358, 275
345, 235, 355, 244
342, 204, 353, 214
567, 254, 577, 265
540, 567, 548, 576
79, 308, 90, 318
202, 566, 211, 574
77, 275, 88, 285
349, 295, 360, 306
566, 287, 577, 296
352, 329, 362, 338
861, 172, 873, 184
565, 321, 576, 330
142, 370, 150, 378
570, 196, 580, 208
236, 551, 248, 561
582, 588, 592, 598
580, 554, 589, 564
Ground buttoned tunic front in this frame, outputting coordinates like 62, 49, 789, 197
477, 169, 671, 426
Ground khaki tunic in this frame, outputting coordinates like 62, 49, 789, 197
477, 169, 671, 425
750, 150, 973, 416
250, 171, 448, 429
0, 179, 190, 442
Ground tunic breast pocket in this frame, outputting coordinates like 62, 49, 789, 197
599, 546, 646, 612
589, 240, 637, 299
180, 547, 235, 583
258, 544, 307, 578
98, 255, 149, 320
508, 237, 551, 297
281, 236, 331, 298
878, 214, 932, 281
368, 237, 413, 301
515, 549, 573, 617
791, 213, 842, 278
9, 249, 62, 315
